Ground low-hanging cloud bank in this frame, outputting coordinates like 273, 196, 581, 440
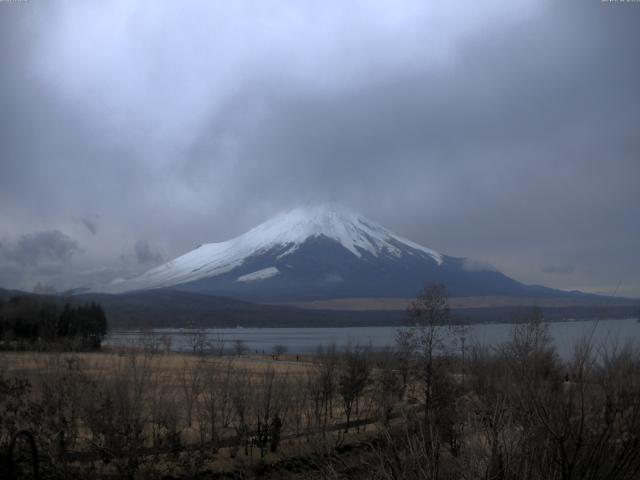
0, 0, 638, 296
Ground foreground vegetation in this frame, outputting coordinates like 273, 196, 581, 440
1, 285, 639, 479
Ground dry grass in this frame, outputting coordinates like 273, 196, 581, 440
0, 349, 313, 378
0, 348, 364, 478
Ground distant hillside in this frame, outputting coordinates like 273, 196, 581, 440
1, 287, 637, 329
76, 290, 402, 328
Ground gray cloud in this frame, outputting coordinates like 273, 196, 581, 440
32, 282, 57, 295
542, 265, 576, 275
0, 0, 638, 296
80, 217, 98, 236
0, 230, 81, 290
462, 259, 498, 273
134, 241, 163, 266
1, 230, 80, 268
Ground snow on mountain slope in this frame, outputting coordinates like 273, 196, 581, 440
100, 204, 442, 294
237, 267, 280, 283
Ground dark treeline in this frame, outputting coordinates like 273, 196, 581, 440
0, 295, 107, 350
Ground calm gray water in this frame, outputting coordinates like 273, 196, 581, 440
104, 318, 640, 359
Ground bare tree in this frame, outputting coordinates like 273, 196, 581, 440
200, 358, 235, 443
252, 367, 279, 458
373, 348, 403, 425
394, 328, 416, 400
287, 373, 308, 436
338, 344, 371, 433
316, 343, 339, 430
272, 344, 288, 360
230, 369, 252, 456
384, 283, 455, 476
186, 326, 207, 355
402, 283, 452, 424
210, 333, 226, 356
303, 368, 324, 431
139, 329, 161, 355
178, 358, 202, 428
81, 352, 152, 479
233, 338, 247, 356
159, 334, 172, 354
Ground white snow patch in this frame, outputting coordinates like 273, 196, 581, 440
236, 267, 280, 283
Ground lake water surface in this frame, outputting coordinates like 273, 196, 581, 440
105, 318, 640, 359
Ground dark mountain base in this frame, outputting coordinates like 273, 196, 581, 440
172, 237, 593, 302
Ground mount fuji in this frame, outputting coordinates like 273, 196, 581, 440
97, 204, 585, 303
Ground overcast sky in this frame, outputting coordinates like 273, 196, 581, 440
0, 0, 638, 297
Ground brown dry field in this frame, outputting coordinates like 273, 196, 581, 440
0, 349, 373, 479
0, 348, 314, 379
1, 349, 381, 478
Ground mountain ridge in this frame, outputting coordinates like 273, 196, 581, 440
98, 204, 443, 294
93, 204, 616, 303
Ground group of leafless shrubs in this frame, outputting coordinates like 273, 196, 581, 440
335, 285, 640, 480
0, 343, 376, 478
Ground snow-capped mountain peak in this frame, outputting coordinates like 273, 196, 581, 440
100, 204, 442, 294
237, 204, 441, 261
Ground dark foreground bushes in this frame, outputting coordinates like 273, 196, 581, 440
354, 327, 640, 480
342, 285, 640, 480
